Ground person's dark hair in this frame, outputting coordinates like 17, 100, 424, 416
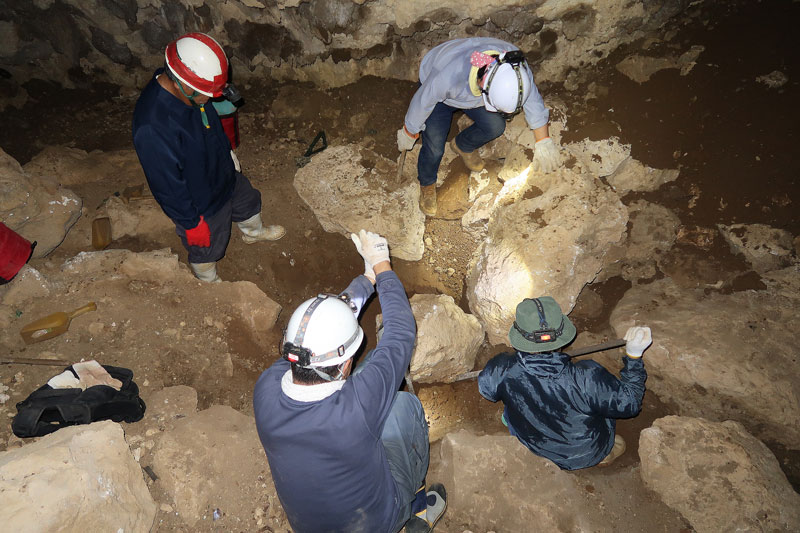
290, 363, 341, 385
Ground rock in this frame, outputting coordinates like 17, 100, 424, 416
0, 265, 52, 307
62, 248, 193, 282
606, 157, 680, 195
24, 146, 145, 187
151, 405, 288, 529
564, 136, 631, 177
102, 195, 173, 240
0, 421, 156, 532
718, 223, 795, 273
615, 45, 704, 83
294, 144, 425, 261
756, 70, 789, 89
226, 281, 282, 340
468, 166, 627, 345
438, 430, 614, 531
639, 416, 800, 532
146, 385, 198, 422
379, 294, 483, 383
0, 148, 82, 257
600, 200, 680, 282
610, 267, 800, 448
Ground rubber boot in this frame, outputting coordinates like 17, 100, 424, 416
190, 262, 222, 283
450, 138, 484, 172
237, 213, 285, 243
597, 434, 626, 467
419, 184, 437, 217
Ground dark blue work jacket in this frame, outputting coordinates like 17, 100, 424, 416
478, 350, 646, 470
132, 69, 235, 229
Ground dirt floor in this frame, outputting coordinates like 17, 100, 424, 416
1, 0, 798, 530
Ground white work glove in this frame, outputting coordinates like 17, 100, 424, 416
396, 127, 417, 152
230, 149, 241, 173
350, 230, 390, 281
350, 232, 375, 282
624, 326, 652, 358
533, 137, 562, 174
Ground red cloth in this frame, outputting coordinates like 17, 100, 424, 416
0, 222, 33, 282
185, 216, 211, 247
219, 112, 240, 149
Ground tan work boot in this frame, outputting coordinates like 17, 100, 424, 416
450, 138, 484, 172
419, 184, 438, 217
597, 434, 626, 467
237, 213, 286, 243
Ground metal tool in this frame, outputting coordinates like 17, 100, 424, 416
295, 131, 328, 168
1, 356, 71, 366
19, 302, 97, 345
450, 338, 627, 382
396, 150, 407, 182
405, 338, 626, 393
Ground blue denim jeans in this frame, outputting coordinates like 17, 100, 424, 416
417, 102, 507, 186
353, 355, 429, 532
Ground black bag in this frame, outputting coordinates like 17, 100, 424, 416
12, 364, 146, 438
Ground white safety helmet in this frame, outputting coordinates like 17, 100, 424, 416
165, 32, 229, 97
481, 51, 532, 118
282, 294, 364, 368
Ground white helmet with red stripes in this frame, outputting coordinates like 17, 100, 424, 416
165, 32, 229, 98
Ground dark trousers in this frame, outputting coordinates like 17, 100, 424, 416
175, 172, 261, 263
417, 102, 507, 186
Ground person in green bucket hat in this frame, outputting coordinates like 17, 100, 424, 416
478, 296, 652, 469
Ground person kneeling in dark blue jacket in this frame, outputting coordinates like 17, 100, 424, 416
254, 230, 446, 533
478, 296, 652, 470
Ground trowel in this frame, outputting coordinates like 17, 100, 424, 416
19, 302, 97, 345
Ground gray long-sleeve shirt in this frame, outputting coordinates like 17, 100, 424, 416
404, 37, 550, 134
253, 271, 416, 532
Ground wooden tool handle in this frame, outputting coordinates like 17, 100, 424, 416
67, 302, 97, 319
1, 357, 71, 366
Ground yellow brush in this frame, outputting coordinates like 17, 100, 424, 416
19, 302, 97, 345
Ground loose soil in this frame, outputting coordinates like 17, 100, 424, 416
1, 0, 797, 530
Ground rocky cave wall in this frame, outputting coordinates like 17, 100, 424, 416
1, 0, 690, 105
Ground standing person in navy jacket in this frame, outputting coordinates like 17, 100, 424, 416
254, 230, 447, 533
479, 296, 651, 469
132, 32, 284, 282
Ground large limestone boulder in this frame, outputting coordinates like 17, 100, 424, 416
600, 200, 681, 281
0, 148, 81, 257
102, 195, 173, 240
718, 223, 796, 273
151, 405, 288, 530
24, 146, 145, 187
379, 294, 484, 383
605, 157, 680, 195
610, 267, 800, 448
294, 144, 425, 261
639, 416, 800, 532
0, 421, 156, 533
61, 249, 281, 340
438, 430, 615, 531
467, 165, 628, 345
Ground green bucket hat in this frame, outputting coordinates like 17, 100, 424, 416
508, 296, 577, 353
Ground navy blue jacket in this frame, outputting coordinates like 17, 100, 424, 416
478, 351, 646, 470
132, 69, 235, 229
253, 271, 416, 532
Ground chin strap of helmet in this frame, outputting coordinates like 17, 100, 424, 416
282, 293, 359, 382
166, 66, 211, 129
